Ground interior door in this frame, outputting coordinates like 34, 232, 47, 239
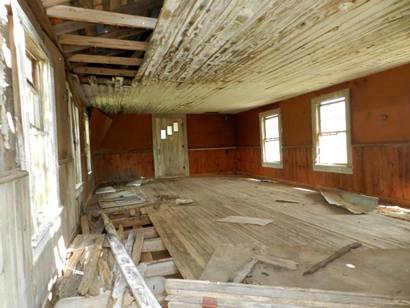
152, 115, 189, 178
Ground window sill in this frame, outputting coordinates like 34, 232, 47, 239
314, 164, 352, 175
262, 162, 283, 169
31, 206, 63, 262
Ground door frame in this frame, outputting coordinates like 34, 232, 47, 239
152, 114, 190, 178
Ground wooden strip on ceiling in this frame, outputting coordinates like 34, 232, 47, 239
59, 34, 148, 51
68, 54, 143, 66
47, 5, 157, 29
74, 66, 138, 77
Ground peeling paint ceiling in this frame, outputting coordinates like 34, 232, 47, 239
81, 0, 410, 114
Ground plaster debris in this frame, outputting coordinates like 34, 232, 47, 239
95, 186, 116, 194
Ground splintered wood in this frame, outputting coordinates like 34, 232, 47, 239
101, 213, 161, 308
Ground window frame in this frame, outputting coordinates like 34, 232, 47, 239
11, 1, 61, 255
84, 112, 92, 175
259, 108, 283, 169
311, 88, 352, 174
67, 87, 83, 190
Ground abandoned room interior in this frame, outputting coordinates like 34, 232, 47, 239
1, 0, 410, 307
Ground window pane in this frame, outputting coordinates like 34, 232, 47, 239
160, 129, 167, 140
173, 122, 179, 132
318, 132, 347, 164
264, 140, 280, 163
264, 115, 279, 138
319, 100, 346, 133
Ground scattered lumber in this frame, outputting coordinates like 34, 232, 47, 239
175, 198, 194, 205
275, 199, 300, 204
165, 279, 410, 307
101, 213, 161, 308
142, 238, 166, 253
254, 254, 298, 271
232, 257, 257, 283
303, 242, 362, 276
132, 229, 145, 264
139, 258, 178, 278
77, 235, 105, 295
95, 186, 116, 194
216, 216, 272, 226
111, 230, 135, 308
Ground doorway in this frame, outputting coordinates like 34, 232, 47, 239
152, 115, 189, 178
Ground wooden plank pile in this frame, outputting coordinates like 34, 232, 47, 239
54, 203, 180, 307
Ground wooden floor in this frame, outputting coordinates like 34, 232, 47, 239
139, 176, 410, 296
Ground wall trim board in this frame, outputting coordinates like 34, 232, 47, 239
0, 168, 28, 184
93, 148, 153, 155
189, 146, 237, 151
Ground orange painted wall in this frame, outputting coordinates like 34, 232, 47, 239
235, 63, 410, 206
92, 113, 154, 184
91, 113, 237, 184
187, 114, 237, 174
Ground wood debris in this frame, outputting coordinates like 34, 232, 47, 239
320, 189, 378, 214
174, 198, 194, 205
216, 216, 272, 226
95, 186, 116, 194
303, 242, 362, 276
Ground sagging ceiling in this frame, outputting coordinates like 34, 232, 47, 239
47, 0, 410, 114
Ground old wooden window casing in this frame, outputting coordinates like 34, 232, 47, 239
84, 112, 92, 175
259, 109, 283, 168
68, 87, 82, 188
311, 89, 352, 174
11, 1, 61, 253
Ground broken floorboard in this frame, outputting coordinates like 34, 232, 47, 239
144, 176, 410, 296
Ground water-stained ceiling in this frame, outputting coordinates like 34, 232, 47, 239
47, 0, 410, 114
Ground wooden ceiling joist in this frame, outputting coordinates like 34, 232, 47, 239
53, 21, 89, 36
47, 5, 157, 29
74, 66, 138, 77
68, 54, 143, 66
59, 34, 148, 51
42, 0, 70, 8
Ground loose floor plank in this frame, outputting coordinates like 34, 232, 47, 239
101, 213, 161, 308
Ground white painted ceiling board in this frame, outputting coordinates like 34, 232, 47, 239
80, 0, 410, 114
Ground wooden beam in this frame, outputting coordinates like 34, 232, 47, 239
47, 5, 157, 29
54, 21, 88, 35
68, 54, 143, 66
101, 213, 161, 308
59, 34, 148, 51
74, 67, 137, 77
41, 0, 70, 8
142, 237, 166, 253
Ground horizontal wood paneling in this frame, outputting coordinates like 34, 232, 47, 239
93, 151, 154, 184
235, 64, 410, 207
189, 148, 237, 175
237, 144, 410, 207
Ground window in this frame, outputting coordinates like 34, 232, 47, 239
311, 89, 352, 174
68, 87, 82, 188
84, 113, 92, 175
17, 32, 60, 246
259, 109, 283, 168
